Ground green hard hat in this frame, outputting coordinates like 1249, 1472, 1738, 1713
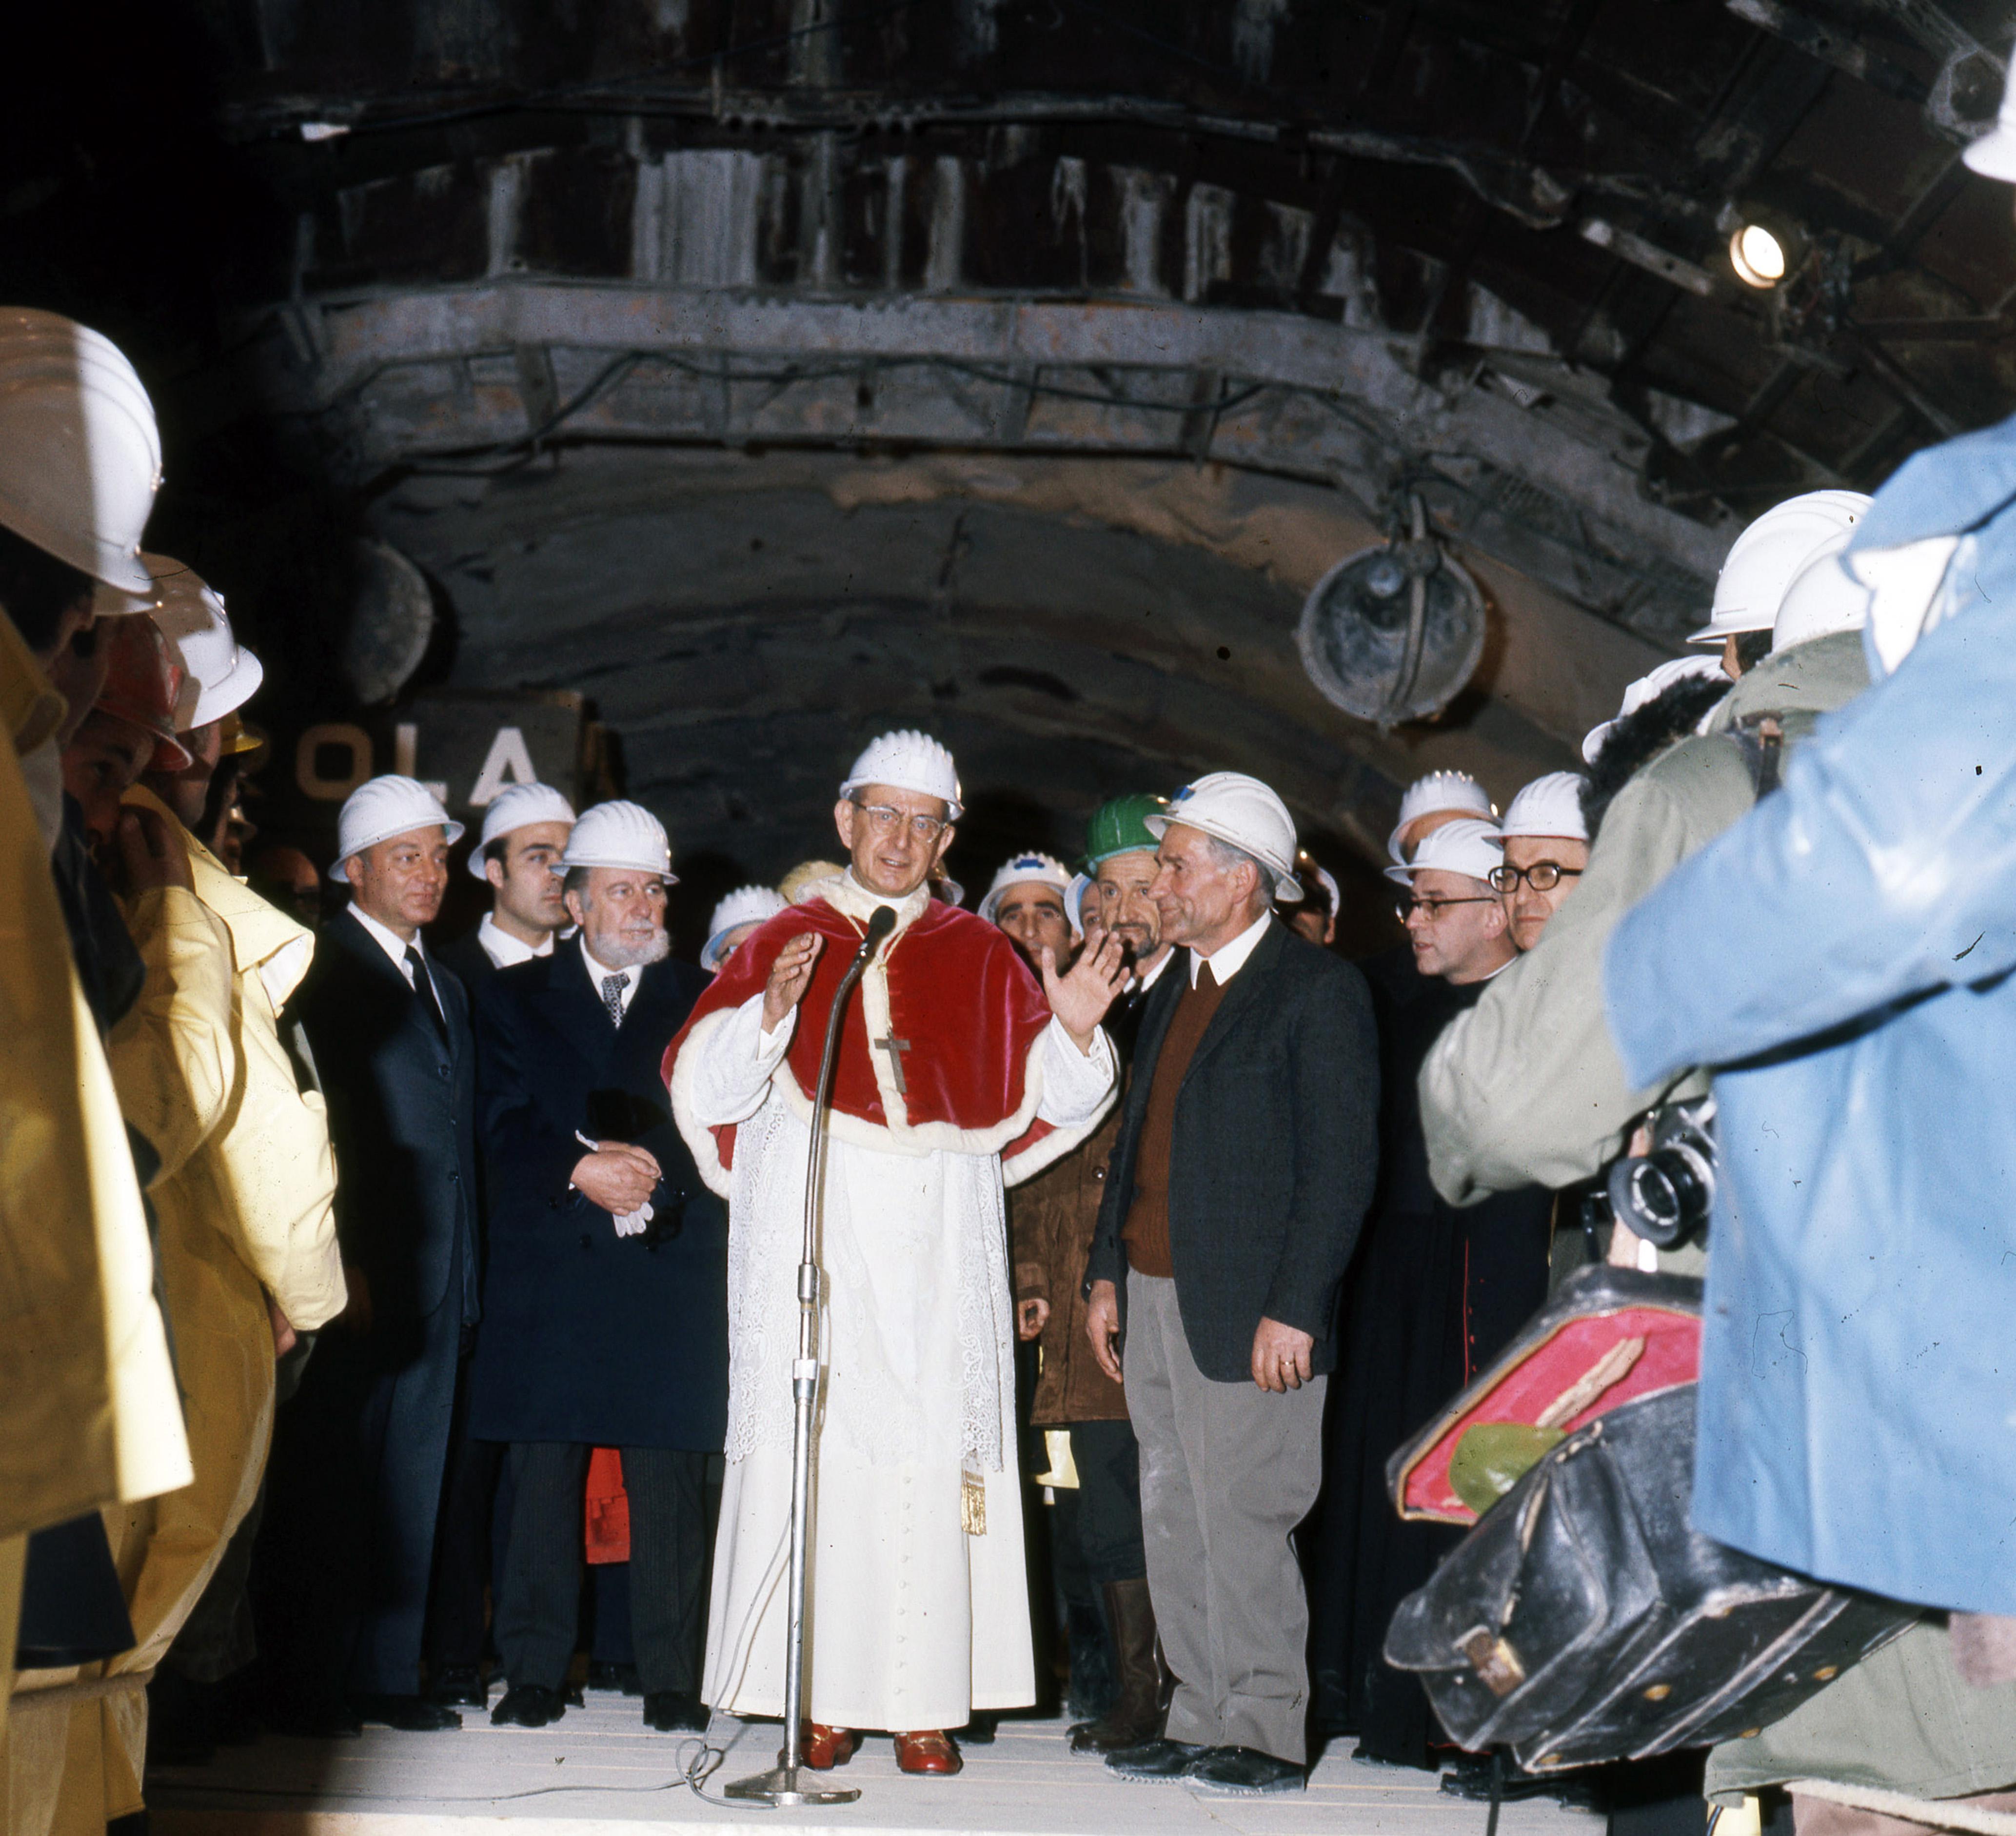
1085, 793, 1169, 870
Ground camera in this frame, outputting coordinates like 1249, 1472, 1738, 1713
1606, 1097, 1718, 1248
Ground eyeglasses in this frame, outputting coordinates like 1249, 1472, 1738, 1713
1396, 895, 1498, 925
851, 800, 948, 842
1488, 862, 1585, 894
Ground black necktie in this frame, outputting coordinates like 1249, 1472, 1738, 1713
601, 973, 628, 1028
405, 944, 447, 1040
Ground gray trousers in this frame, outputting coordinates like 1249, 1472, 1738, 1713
1125, 1270, 1325, 1764
495, 1442, 710, 1696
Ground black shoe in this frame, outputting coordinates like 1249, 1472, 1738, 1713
564, 1680, 586, 1706
1441, 1752, 1602, 1810
1105, 1737, 1210, 1779
1186, 1745, 1305, 1795
962, 1712, 998, 1746
491, 1684, 567, 1729
587, 1661, 641, 1696
641, 1691, 708, 1733
428, 1666, 488, 1710
352, 1694, 462, 1732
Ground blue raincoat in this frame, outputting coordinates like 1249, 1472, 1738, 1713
1603, 412, 2016, 1617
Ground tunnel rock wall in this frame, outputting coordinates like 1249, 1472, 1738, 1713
372, 446, 1598, 894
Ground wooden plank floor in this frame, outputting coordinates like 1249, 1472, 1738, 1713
148, 1695, 1605, 1836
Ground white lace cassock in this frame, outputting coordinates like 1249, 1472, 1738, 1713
673, 877, 1115, 1733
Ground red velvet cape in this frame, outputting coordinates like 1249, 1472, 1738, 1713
663, 893, 1068, 1187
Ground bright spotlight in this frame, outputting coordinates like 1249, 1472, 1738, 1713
1730, 223, 1788, 289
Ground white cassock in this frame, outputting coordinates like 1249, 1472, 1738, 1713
672, 874, 1114, 1733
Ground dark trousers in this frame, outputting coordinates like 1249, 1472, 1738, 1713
424, 1376, 505, 1672
495, 1443, 708, 1696
1067, 1419, 1146, 1587
256, 1309, 464, 1707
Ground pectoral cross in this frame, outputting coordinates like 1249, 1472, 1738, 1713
874, 1034, 911, 1096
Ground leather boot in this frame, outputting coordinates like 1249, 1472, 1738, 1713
1070, 1579, 1164, 1754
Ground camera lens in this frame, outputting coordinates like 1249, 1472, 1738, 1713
1607, 1145, 1713, 1248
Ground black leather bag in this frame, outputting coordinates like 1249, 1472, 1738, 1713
1383, 1382, 1914, 1772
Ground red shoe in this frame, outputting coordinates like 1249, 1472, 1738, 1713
780, 1722, 857, 1770
895, 1730, 962, 1775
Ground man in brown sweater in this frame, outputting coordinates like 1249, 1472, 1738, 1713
1008, 795, 1176, 1754
1084, 773, 1379, 1797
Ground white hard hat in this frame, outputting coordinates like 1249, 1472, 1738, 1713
1964, 65, 2016, 182
143, 555, 264, 730
1387, 770, 1496, 865
1688, 490, 1874, 645
561, 799, 676, 881
978, 851, 1073, 924
1148, 771, 1302, 899
1384, 816, 1504, 888
1500, 770, 1589, 842
467, 781, 577, 879
1581, 655, 1728, 764
702, 884, 787, 969
1065, 870, 1094, 941
839, 729, 963, 821
1770, 549, 1870, 654
0, 309, 163, 604
336, 775, 463, 883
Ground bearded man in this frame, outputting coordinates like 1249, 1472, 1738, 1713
665, 730, 1125, 1777
469, 801, 726, 1735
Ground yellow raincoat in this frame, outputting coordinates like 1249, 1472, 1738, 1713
0, 616, 190, 1766
15, 790, 343, 1834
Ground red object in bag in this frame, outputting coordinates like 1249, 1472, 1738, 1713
1387, 1267, 1701, 1525
584, 1448, 631, 1564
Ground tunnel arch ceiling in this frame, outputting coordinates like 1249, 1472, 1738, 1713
372, 445, 1651, 885
56, 0, 2016, 881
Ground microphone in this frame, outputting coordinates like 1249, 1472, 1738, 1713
852, 902, 898, 964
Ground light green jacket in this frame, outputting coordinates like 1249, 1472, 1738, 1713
1419, 632, 1869, 1210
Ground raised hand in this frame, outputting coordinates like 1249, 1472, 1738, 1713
1041, 930, 1127, 1051
762, 931, 825, 1032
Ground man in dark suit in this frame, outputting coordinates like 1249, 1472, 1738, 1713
259, 776, 480, 1734
1084, 772, 1379, 1796
466, 800, 727, 1735
425, 781, 575, 1710
435, 780, 575, 991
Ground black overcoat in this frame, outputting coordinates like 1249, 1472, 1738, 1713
1085, 920, 1380, 1383
465, 944, 728, 1451
263, 907, 478, 1698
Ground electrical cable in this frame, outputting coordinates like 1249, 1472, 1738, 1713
154, 1734, 760, 1810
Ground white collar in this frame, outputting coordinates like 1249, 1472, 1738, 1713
1189, 909, 1273, 988
1135, 947, 1177, 994
350, 902, 425, 982
479, 911, 554, 969
581, 937, 641, 1017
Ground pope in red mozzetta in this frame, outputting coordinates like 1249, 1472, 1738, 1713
664, 730, 1126, 1777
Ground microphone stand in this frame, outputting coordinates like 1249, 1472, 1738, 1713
724, 903, 895, 1808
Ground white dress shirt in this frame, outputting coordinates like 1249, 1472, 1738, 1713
478, 912, 554, 970
1188, 908, 1274, 987
349, 902, 428, 984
